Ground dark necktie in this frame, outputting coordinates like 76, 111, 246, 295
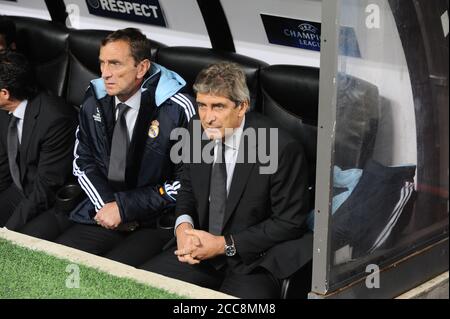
108, 103, 130, 183
208, 141, 227, 235
7, 115, 23, 191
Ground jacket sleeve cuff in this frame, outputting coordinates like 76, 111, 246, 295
174, 214, 194, 236
113, 193, 128, 223
232, 233, 261, 265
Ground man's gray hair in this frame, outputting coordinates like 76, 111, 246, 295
193, 62, 250, 106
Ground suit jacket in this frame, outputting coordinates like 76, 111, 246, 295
0, 92, 77, 230
176, 112, 311, 279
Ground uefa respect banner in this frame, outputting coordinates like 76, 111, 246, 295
85, 0, 167, 27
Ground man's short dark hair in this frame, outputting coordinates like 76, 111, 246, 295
102, 28, 152, 65
0, 51, 38, 101
0, 16, 16, 47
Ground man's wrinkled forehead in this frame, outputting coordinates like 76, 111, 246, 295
196, 92, 234, 104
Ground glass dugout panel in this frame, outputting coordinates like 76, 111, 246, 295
319, 0, 449, 291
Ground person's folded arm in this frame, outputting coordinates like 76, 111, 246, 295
113, 177, 179, 223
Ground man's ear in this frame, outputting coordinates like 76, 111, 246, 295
0, 88, 10, 100
137, 59, 151, 79
238, 100, 249, 117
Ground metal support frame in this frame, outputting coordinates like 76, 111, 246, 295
311, 0, 340, 295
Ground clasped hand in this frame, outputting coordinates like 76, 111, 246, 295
174, 226, 225, 265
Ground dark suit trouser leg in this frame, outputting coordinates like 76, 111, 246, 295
104, 228, 173, 267
219, 268, 282, 299
141, 249, 281, 299
0, 185, 24, 227
140, 248, 224, 290
55, 223, 127, 256
19, 208, 74, 241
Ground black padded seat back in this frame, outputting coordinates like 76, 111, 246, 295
66, 29, 167, 108
261, 65, 380, 186
334, 74, 379, 170
66, 29, 111, 108
260, 65, 319, 192
11, 16, 69, 97
155, 46, 268, 111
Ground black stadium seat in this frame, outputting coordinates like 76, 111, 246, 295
260, 65, 319, 298
156, 46, 268, 112
12, 16, 69, 97
65, 29, 111, 109
261, 65, 319, 190
260, 65, 379, 298
334, 74, 379, 169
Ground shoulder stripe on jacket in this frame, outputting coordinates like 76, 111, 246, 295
170, 93, 196, 121
176, 93, 196, 117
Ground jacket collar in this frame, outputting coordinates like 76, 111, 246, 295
11, 99, 28, 121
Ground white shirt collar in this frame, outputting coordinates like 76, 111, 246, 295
114, 90, 141, 111
224, 115, 246, 151
12, 100, 28, 120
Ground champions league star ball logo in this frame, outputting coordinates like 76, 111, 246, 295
87, 0, 100, 9
298, 23, 319, 34
282, 22, 321, 50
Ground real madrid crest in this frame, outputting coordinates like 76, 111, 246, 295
148, 120, 160, 138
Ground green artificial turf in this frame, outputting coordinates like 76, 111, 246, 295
0, 238, 184, 299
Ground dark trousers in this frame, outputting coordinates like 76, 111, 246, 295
0, 185, 24, 227
55, 224, 173, 267
140, 248, 281, 299
19, 208, 74, 241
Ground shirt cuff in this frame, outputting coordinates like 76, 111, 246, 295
174, 214, 194, 236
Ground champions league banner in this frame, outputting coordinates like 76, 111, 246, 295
261, 14, 322, 52
261, 14, 361, 57
85, 0, 167, 27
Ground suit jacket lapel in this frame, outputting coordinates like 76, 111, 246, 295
20, 95, 40, 180
191, 136, 213, 229
100, 96, 115, 152
223, 116, 257, 229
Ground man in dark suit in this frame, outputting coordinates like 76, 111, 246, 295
51, 28, 195, 267
0, 51, 76, 230
141, 62, 310, 298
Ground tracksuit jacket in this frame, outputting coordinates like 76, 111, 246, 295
70, 63, 196, 225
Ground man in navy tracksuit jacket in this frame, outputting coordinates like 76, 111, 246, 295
54, 28, 196, 266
